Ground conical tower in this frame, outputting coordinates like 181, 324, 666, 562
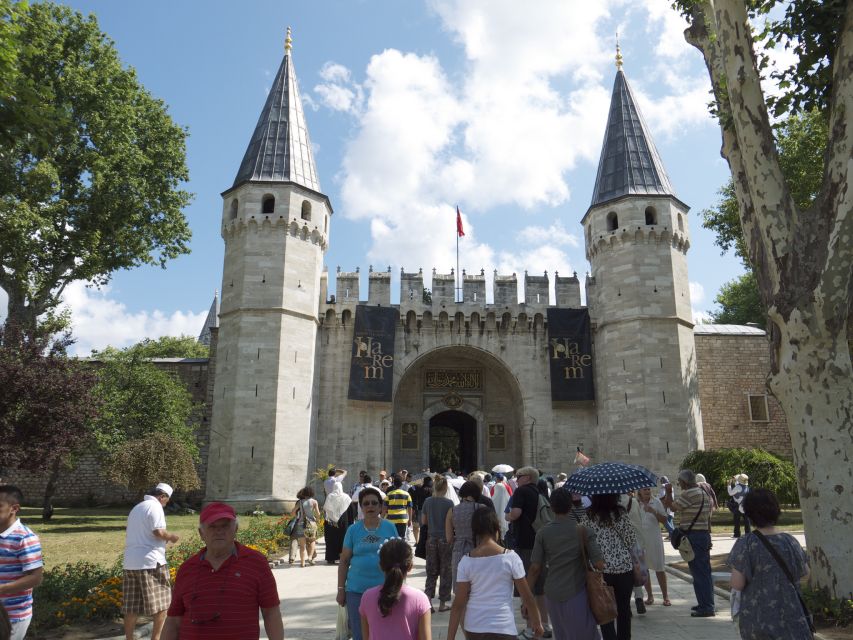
582, 46, 703, 475
207, 28, 333, 511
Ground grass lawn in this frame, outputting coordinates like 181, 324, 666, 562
21, 506, 282, 567
709, 507, 804, 533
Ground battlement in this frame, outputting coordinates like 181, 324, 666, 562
322, 266, 582, 314
585, 225, 688, 260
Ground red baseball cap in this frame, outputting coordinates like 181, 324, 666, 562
200, 502, 237, 525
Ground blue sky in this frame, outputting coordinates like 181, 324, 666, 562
8, 1, 758, 354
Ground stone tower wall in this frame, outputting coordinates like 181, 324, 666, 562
206, 182, 330, 512
584, 196, 703, 481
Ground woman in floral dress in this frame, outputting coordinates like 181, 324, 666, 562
728, 488, 812, 639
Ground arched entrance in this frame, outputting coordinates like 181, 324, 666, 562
429, 410, 476, 473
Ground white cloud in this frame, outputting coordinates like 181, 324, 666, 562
689, 281, 705, 304
317, 2, 716, 283
689, 281, 711, 324
59, 282, 208, 356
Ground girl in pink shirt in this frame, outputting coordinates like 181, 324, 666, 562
359, 538, 432, 640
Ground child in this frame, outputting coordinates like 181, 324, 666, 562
359, 537, 432, 640
0, 485, 44, 640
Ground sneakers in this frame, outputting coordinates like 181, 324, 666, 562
517, 630, 535, 640
635, 597, 647, 614
542, 625, 553, 638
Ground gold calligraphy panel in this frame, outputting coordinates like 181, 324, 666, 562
424, 369, 481, 390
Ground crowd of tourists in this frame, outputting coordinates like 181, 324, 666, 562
0, 464, 812, 640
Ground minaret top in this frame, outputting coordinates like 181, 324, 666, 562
615, 36, 623, 70
231, 28, 322, 193
587, 66, 677, 209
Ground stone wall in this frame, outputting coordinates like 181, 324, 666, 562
694, 331, 791, 457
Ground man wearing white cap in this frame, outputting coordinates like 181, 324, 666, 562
122, 483, 180, 640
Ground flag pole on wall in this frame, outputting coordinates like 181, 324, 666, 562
456, 205, 465, 302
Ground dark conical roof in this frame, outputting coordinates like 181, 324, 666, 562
197, 290, 219, 346
590, 69, 675, 207
232, 49, 321, 192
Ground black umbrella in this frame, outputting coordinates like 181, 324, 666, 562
562, 462, 657, 496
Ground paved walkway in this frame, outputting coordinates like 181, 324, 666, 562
264, 532, 808, 639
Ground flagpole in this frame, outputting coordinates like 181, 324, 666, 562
456, 214, 460, 302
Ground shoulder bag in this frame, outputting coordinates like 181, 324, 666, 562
753, 531, 815, 635
578, 524, 618, 625
670, 491, 705, 551
414, 524, 428, 559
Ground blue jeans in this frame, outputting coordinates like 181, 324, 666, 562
346, 591, 365, 640
686, 530, 715, 613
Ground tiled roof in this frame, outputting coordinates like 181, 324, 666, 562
232, 50, 320, 191
694, 324, 766, 335
590, 70, 675, 207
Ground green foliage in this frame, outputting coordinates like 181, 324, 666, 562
709, 272, 765, 328
102, 431, 200, 495
802, 586, 853, 628
122, 335, 209, 359
0, 2, 192, 329
680, 448, 799, 506
422, 287, 432, 304
32, 561, 121, 630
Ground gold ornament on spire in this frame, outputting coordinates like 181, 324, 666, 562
285, 26, 292, 52
615, 34, 623, 70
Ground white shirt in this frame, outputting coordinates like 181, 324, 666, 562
324, 470, 346, 495
123, 495, 167, 569
456, 550, 525, 635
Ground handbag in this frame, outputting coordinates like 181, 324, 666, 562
753, 531, 816, 635
285, 515, 298, 536
670, 492, 705, 550
578, 525, 617, 625
415, 524, 428, 559
335, 601, 350, 640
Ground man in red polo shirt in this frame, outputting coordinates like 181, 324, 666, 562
161, 502, 283, 640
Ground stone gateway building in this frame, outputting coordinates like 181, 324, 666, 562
198, 36, 790, 513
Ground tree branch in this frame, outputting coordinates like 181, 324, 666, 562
815, 5, 853, 334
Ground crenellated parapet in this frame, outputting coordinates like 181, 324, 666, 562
221, 214, 329, 250
585, 225, 688, 260
320, 265, 584, 328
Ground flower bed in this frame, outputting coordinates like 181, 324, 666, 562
33, 513, 318, 632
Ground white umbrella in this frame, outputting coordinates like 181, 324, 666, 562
492, 464, 514, 474
449, 476, 465, 489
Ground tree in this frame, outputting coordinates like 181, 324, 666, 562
709, 272, 766, 328
675, 0, 852, 596
90, 347, 199, 459
102, 431, 200, 497
113, 335, 209, 359
702, 110, 828, 326
0, 2, 192, 331
0, 323, 99, 515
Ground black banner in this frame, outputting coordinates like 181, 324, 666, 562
348, 306, 399, 402
547, 308, 595, 401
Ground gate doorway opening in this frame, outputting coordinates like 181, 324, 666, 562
429, 411, 476, 474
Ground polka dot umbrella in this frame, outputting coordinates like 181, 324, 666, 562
562, 462, 658, 496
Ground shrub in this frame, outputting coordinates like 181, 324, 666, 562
802, 586, 853, 628
680, 448, 799, 506
33, 561, 122, 630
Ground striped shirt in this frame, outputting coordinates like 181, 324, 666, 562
0, 519, 43, 621
386, 488, 412, 524
167, 542, 279, 639
675, 486, 712, 531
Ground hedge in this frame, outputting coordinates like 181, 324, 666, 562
680, 448, 799, 506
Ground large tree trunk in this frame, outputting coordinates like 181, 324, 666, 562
42, 457, 61, 521
682, 0, 853, 597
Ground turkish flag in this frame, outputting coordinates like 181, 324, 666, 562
456, 206, 465, 237
574, 450, 591, 467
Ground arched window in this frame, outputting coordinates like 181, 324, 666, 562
262, 195, 275, 214
230, 199, 238, 220
606, 211, 618, 231
645, 206, 657, 225
677, 213, 684, 232
301, 200, 312, 221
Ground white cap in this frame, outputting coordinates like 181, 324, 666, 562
155, 482, 174, 497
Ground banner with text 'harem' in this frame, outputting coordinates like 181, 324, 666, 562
348, 305, 399, 402
547, 308, 595, 401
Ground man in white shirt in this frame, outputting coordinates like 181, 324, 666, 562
122, 483, 180, 640
324, 468, 347, 496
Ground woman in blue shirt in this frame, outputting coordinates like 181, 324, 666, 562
337, 487, 398, 640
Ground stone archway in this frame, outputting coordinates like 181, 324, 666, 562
428, 410, 477, 473
391, 346, 525, 474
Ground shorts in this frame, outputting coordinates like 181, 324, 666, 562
515, 547, 546, 596
122, 565, 172, 615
